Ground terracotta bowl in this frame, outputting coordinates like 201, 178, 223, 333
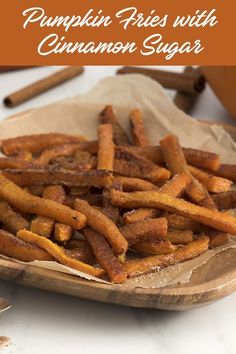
202, 66, 236, 120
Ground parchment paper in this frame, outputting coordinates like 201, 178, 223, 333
0, 74, 236, 289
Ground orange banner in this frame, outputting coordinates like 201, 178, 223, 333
0, 0, 235, 65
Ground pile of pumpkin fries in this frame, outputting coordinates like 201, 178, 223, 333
0, 105, 235, 283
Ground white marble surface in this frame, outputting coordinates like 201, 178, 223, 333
0, 66, 235, 354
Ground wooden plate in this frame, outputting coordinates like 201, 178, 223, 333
0, 246, 236, 310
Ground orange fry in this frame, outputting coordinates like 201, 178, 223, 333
119, 217, 167, 246
35, 144, 81, 165
1, 133, 85, 155
126, 145, 220, 171
133, 239, 177, 255
160, 173, 191, 197
114, 159, 169, 183
97, 124, 114, 170
123, 208, 159, 224
188, 165, 232, 193
99, 105, 131, 146
167, 229, 193, 245
129, 108, 150, 147
30, 216, 54, 238
0, 200, 29, 233
208, 231, 229, 248
54, 223, 73, 243
124, 236, 209, 278
160, 134, 188, 175
123, 173, 190, 224
110, 190, 236, 235
186, 178, 217, 210
42, 185, 66, 204
164, 213, 200, 232
212, 190, 236, 210
183, 148, 220, 171
160, 135, 217, 209
0, 173, 86, 229
209, 232, 229, 248
114, 176, 158, 192
216, 164, 236, 182
114, 147, 170, 183
0, 229, 54, 262
74, 199, 128, 256
3, 168, 113, 188
17, 230, 104, 277
83, 227, 127, 283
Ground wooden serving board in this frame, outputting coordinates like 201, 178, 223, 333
0, 247, 236, 310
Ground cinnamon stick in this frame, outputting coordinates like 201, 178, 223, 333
117, 66, 206, 94
0, 66, 35, 73
174, 67, 205, 112
3, 66, 84, 107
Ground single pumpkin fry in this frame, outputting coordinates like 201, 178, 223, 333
1, 133, 85, 155
124, 236, 209, 278
3, 168, 113, 188
126, 145, 220, 171
0, 173, 86, 229
216, 164, 236, 182
114, 147, 170, 183
123, 173, 190, 224
114, 176, 158, 192
82, 227, 127, 283
160, 134, 217, 210
164, 213, 200, 232
129, 108, 150, 147
54, 223, 73, 243
167, 229, 194, 245
119, 217, 167, 246
188, 165, 232, 193
110, 190, 236, 235
212, 190, 236, 210
132, 239, 177, 255
31, 216, 54, 238
97, 124, 115, 171
74, 198, 128, 256
123, 208, 160, 224
17, 230, 104, 277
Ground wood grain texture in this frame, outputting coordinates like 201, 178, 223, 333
0, 247, 236, 310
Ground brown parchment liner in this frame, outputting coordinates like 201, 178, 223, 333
0, 74, 236, 289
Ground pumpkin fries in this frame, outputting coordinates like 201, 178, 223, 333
0, 106, 235, 283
